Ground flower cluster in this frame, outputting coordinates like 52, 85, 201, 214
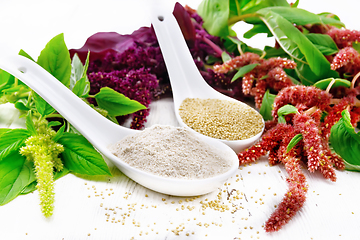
70, 28, 169, 130
213, 53, 297, 108
293, 112, 336, 180
238, 122, 308, 232
237, 85, 348, 232
88, 68, 159, 129
322, 27, 360, 78
213, 52, 261, 74
20, 119, 64, 217
330, 47, 360, 75
201, 68, 246, 101
272, 85, 332, 121
265, 152, 307, 232
326, 27, 360, 49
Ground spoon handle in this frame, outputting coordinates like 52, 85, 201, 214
0, 54, 134, 147
151, 5, 213, 107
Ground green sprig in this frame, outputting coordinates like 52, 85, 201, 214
0, 32, 144, 217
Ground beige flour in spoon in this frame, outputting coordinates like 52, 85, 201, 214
108, 125, 233, 179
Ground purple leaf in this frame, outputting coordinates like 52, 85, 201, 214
173, 2, 196, 44
69, 27, 156, 63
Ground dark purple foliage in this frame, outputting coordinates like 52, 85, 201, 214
69, 27, 157, 63
173, 3, 196, 44
173, 2, 223, 60
69, 2, 236, 129
88, 68, 158, 129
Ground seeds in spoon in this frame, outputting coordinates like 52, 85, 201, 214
179, 98, 264, 140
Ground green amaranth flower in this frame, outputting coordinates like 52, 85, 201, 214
20, 119, 64, 217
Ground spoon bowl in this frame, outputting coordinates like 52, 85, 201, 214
0, 52, 239, 196
151, 4, 264, 153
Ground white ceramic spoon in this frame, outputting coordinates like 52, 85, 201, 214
0, 52, 239, 196
151, 5, 264, 153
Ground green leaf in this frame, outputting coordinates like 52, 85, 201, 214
25, 112, 37, 136
20, 181, 37, 195
291, 0, 299, 7
243, 23, 272, 39
0, 69, 11, 86
305, 33, 339, 56
278, 104, 298, 116
72, 76, 90, 98
48, 121, 62, 127
70, 53, 84, 89
263, 7, 324, 26
330, 110, 360, 168
353, 42, 360, 53
21, 167, 69, 195
221, 51, 231, 62
223, 36, 263, 56
14, 99, 30, 111
2, 85, 23, 93
318, 12, 345, 28
57, 132, 111, 176
70, 52, 90, 98
0, 71, 15, 92
293, 59, 339, 86
231, 63, 259, 82
342, 161, 360, 172
54, 167, 70, 180
0, 128, 11, 136
0, 151, 35, 205
37, 33, 71, 87
259, 89, 276, 121
197, 0, 230, 37
94, 87, 146, 116
18, 49, 35, 62
229, 0, 245, 18
263, 45, 288, 59
0, 129, 30, 160
240, 0, 290, 15
313, 78, 351, 90
286, 133, 303, 153
33, 92, 56, 116
52, 123, 66, 142
277, 104, 298, 123
21, 168, 69, 195
258, 9, 331, 78
206, 55, 222, 64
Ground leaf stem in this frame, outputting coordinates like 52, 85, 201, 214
228, 13, 259, 26
17, 91, 31, 99
331, 98, 360, 107
304, 106, 318, 115
325, 78, 336, 93
351, 71, 360, 89
234, 0, 241, 16
238, 44, 244, 56
202, 36, 223, 57
46, 113, 64, 119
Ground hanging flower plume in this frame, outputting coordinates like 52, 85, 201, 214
213, 53, 297, 108
20, 119, 64, 217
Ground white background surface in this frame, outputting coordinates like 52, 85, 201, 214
0, 0, 359, 240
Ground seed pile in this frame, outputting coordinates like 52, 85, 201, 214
179, 98, 264, 141
109, 124, 233, 179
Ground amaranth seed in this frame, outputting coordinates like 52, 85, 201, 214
179, 98, 264, 140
